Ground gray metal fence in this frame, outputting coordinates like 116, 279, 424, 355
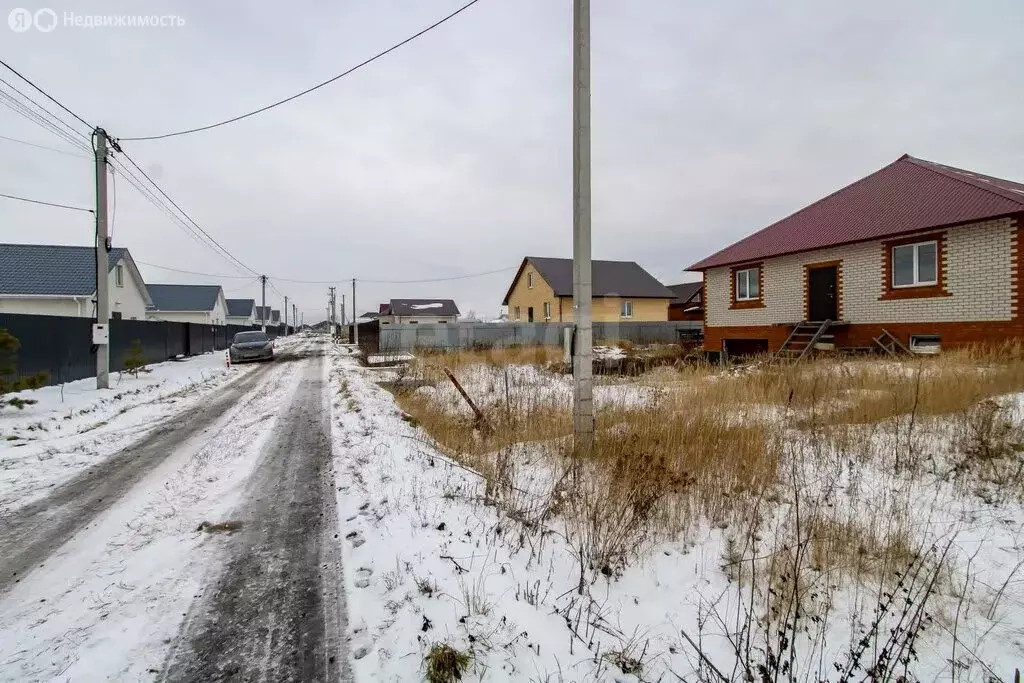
373, 321, 702, 353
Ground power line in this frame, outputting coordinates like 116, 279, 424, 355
0, 191, 93, 213
120, 0, 484, 142
0, 58, 92, 130
271, 265, 514, 285
0, 132, 88, 157
0, 78, 91, 152
114, 148, 260, 276
134, 260, 253, 279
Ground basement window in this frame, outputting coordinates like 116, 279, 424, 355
909, 335, 941, 354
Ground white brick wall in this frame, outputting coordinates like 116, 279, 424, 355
706, 217, 1016, 327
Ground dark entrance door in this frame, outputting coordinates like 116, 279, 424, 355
527, 307, 534, 322
807, 265, 838, 321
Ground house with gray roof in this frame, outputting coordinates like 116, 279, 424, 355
378, 299, 460, 325
146, 284, 228, 325
226, 298, 256, 326
0, 243, 152, 319
501, 256, 674, 322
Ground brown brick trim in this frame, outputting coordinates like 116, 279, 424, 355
879, 231, 951, 301
729, 262, 765, 310
1012, 219, 1022, 320
705, 321, 1024, 354
802, 260, 843, 321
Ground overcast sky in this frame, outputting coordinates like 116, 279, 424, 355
2, 0, 1023, 321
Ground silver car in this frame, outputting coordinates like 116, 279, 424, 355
230, 331, 274, 363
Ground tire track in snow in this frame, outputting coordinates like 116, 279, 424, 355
0, 343, 309, 596
162, 343, 351, 682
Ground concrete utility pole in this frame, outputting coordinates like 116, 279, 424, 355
260, 275, 267, 331
284, 295, 289, 334
341, 294, 346, 326
572, 0, 594, 455
293, 303, 297, 331
93, 128, 110, 390
352, 278, 358, 346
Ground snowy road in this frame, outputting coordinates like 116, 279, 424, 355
0, 338, 350, 682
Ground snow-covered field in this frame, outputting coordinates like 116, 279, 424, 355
329, 347, 1024, 682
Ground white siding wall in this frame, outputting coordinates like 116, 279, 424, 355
0, 297, 89, 316
0, 258, 148, 319
147, 311, 217, 325
706, 218, 1016, 327
226, 315, 255, 326
110, 257, 149, 320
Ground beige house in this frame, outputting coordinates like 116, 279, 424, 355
689, 154, 1024, 355
146, 284, 229, 325
0, 243, 151, 319
502, 257, 674, 323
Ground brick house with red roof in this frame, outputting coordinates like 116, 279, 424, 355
688, 154, 1024, 355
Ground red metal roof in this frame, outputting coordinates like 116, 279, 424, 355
688, 155, 1024, 271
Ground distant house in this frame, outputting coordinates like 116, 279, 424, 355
226, 298, 256, 326
361, 311, 381, 321
378, 299, 460, 325
668, 282, 703, 322
502, 257, 674, 322
254, 306, 271, 325
270, 309, 281, 325
689, 154, 1024, 355
0, 243, 151, 319
147, 284, 228, 325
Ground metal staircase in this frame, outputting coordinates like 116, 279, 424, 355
873, 329, 910, 357
772, 320, 833, 364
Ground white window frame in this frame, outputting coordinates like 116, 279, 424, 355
620, 300, 633, 319
527, 272, 534, 289
544, 301, 551, 320
891, 241, 938, 288
735, 267, 760, 301
909, 334, 941, 354
115, 264, 124, 287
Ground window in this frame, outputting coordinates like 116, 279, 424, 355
409, 320, 419, 324
620, 300, 633, 318
735, 267, 760, 300
892, 241, 937, 287
514, 306, 521, 321
438, 320, 448, 324
910, 335, 941, 355
527, 272, 534, 289
111, 311, 122, 320
544, 302, 551, 320
115, 265, 124, 287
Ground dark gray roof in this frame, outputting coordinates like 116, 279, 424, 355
360, 311, 380, 319
668, 282, 702, 305
388, 299, 460, 317
254, 306, 271, 320
503, 257, 674, 303
226, 298, 255, 316
271, 309, 280, 323
0, 243, 130, 295
147, 284, 223, 312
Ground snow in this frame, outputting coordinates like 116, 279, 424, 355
410, 303, 444, 310
329, 349, 1024, 681
0, 344, 308, 682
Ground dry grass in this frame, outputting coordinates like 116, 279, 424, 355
395, 343, 1024, 587
414, 347, 563, 378
424, 643, 472, 683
